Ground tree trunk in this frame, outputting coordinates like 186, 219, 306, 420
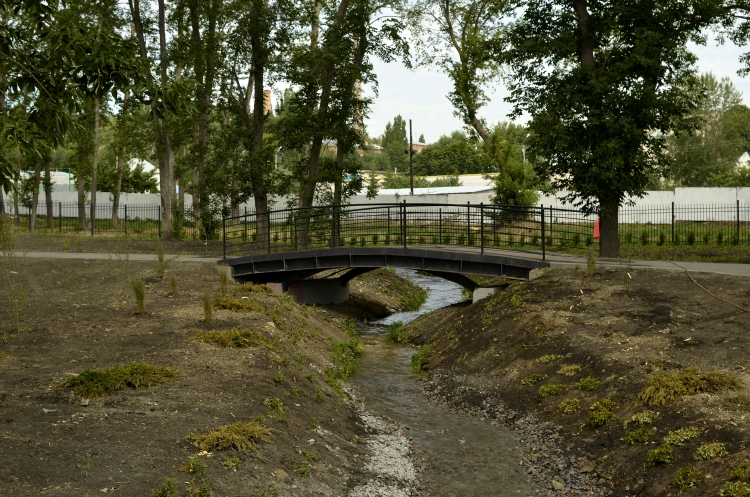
249, 41, 269, 246
113, 92, 128, 226
157, 0, 173, 238
77, 174, 86, 230
471, 116, 492, 149
90, 98, 100, 233
29, 159, 42, 231
598, 197, 619, 258
44, 154, 53, 228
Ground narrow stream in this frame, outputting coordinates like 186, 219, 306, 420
350, 269, 537, 496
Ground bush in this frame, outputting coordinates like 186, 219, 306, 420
663, 427, 701, 446
386, 321, 415, 343
536, 354, 564, 364
577, 376, 601, 391
189, 421, 274, 453
131, 279, 146, 315
731, 461, 750, 483
658, 232, 666, 246
626, 428, 655, 444
623, 410, 660, 428
151, 478, 179, 497
588, 398, 616, 428
638, 366, 743, 405
60, 362, 178, 398
693, 442, 729, 460
687, 231, 695, 245
556, 399, 581, 414
674, 467, 705, 492
718, 232, 724, 245
640, 231, 649, 246
557, 364, 582, 377
702, 232, 710, 245
521, 374, 548, 387
647, 445, 675, 466
720, 482, 750, 497
539, 384, 565, 398
411, 345, 431, 373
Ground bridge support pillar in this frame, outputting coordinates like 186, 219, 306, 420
267, 279, 350, 305
473, 286, 504, 304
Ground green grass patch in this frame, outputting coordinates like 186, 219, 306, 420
188, 421, 274, 453
536, 354, 564, 364
539, 384, 565, 398
179, 456, 206, 474
720, 482, 750, 497
151, 478, 179, 497
626, 428, 655, 444
693, 442, 729, 460
387, 321, 415, 343
191, 328, 276, 349
577, 376, 601, 391
211, 296, 265, 313
521, 374, 548, 387
663, 427, 701, 446
623, 410, 660, 428
411, 344, 431, 373
557, 364, 581, 377
638, 366, 743, 406
264, 397, 286, 421
556, 399, 581, 414
647, 445, 675, 466
60, 362, 178, 398
674, 467, 705, 492
222, 456, 241, 472
588, 398, 617, 428
732, 461, 750, 483
231, 282, 274, 295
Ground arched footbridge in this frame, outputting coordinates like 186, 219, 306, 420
221, 202, 590, 304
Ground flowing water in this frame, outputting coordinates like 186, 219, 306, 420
350, 269, 538, 496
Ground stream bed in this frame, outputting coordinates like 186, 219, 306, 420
349, 269, 539, 496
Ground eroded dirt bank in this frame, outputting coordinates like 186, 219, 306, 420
406, 266, 750, 496
0, 255, 423, 496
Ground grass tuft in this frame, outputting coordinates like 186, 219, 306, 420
539, 384, 565, 397
264, 397, 286, 421
732, 461, 750, 483
587, 250, 596, 277
231, 282, 274, 295
223, 455, 241, 472
674, 467, 705, 492
663, 427, 701, 446
151, 478, 179, 497
638, 366, 743, 406
720, 482, 750, 497
693, 442, 729, 460
131, 279, 146, 314
557, 364, 582, 377
60, 362, 178, 398
623, 410, 660, 428
521, 374, 548, 387
218, 269, 230, 296
577, 376, 602, 391
191, 328, 276, 350
536, 354, 564, 364
387, 321, 416, 343
648, 445, 675, 466
626, 427, 655, 444
179, 456, 206, 474
588, 398, 617, 428
411, 344, 431, 374
202, 294, 212, 323
556, 399, 581, 414
169, 273, 179, 296
211, 296, 265, 313
189, 421, 274, 453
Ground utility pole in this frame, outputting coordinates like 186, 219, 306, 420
409, 119, 414, 195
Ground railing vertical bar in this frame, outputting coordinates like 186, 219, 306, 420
480, 203, 484, 255
59, 202, 62, 233
541, 205, 546, 261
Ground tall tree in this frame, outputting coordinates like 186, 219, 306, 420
381, 115, 408, 171
504, 0, 724, 257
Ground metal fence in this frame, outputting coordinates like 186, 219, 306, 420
0, 200, 224, 240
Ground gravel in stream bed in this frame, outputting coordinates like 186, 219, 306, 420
422, 372, 611, 496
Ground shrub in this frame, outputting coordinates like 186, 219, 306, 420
169, 273, 179, 296
539, 384, 565, 398
626, 428, 655, 444
556, 399, 581, 414
536, 354, 564, 364
674, 467, 705, 492
264, 397, 286, 421
663, 427, 701, 446
222, 456, 241, 472
647, 445, 675, 466
572, 233, 581, 246
521, 374, 548, 387
387, 321, 415, 343
702, 232, 711, 245
588, 398, 616, 427
557, 364, 582, 377
372, 234, 379, 245
687, 231, 695, 245
179, 456, 206, 474
731, 461, 750, 483
151, 478, 179, 497
623, 410, 660, 428
693, 442, 729, 461
131, 279, 146, 315
60, 362, 178, 398
411, 344, 431, 373
658, 232, 666, 246
202, 294, 212, 323
218, 269, 230, 296
720, 482, 750, 497
211, 297, 265, 313
192, 328, 277, 350
640, 231, 649, 246
638, 366, 743, 405
577, 376, 601, 391
587, 250, 596, 277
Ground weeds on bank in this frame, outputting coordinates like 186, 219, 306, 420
623, 410, 660, 428
625, 428, 655, 444
60, 362, 178, 397
63, 237, 71, 251
557, 364, 581, 377
663, 427, 701, 446
218, 269, 230, 296
179, 456, 206, 474
638, 366, 743, 405
251, 485, 279, 497
189, 421, 274, 453
191, 328, 276, 350
232, 282, 274, 295
577, 376, 602, 391
648, 445, 675, 466
411, 344, 431, 373
154, 237, 168, 274
720, 482, 750, 497
539, 384, 565, 397
211, 296, 264, 313
387, 321, 416, 343
222, 456, 241, 472
264, 397, 286, 421
588, 398, 617, 427
556, 399, 581, 414
132, 279, 146, 314
674, 467, 705, 491
536, 354, 563, 364
732, 461, 750, 483
293, 461, 311, 477
185, 478, 212, 497
521, 374, 548, 387
169, 273, 179, 295
151, 478, 179, 497
693, 442, 728, 460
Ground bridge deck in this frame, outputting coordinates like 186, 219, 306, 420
225, 245, 550, 287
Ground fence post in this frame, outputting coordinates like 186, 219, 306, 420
267, 212, 271, 254
59, 202, 62, 233
158, 208, 162, 238
124, 205, 128, 236
466, 201, 471, 246
91, 203, 94, 236
387, 207, 391, 245
244, 206, 248, 242
294, 215, 298, 251
480, 203, 484, 255
540, 205, 546, 261
222, 211, 227, 260
402, 200, 407, 249
671, 201, 675, 243
737, 199, 741, 244
439, 208, 442, 244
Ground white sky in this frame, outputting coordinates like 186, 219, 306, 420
362, 39, 750, 144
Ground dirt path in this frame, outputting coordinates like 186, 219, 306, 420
406, 266, 750, 496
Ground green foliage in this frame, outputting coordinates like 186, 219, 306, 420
577, 376, 602, 391
293, 461, 311, 477
731, 461, 750, 483
693, 442, 729, 461
222, 456, 241, 472
663, 427, 701, 446
556, 399, 581, 414
411, 132, 487, 176
189, 421, 274, 453
387, 321, 415, 343
674, 467, 705, 492
556, 364, 581, 377
648, 445, 675, 466
539, 384, 565, 397
131, 279, 145, 314
179, 456, 207, 474
381, 115, 409, 171
169, 273, 179, 296
720, 482, 750, 497
151, 478, 179, 497
219, 269, 230, 297
185, 478, 212, 497
588, 398, 616, 428
202, 294, 212, 323
623, 410, 660, 428
521, 374, 548, 387
411, 344, 431, 373
191, 328, 277, 350
638, 366, 743, 405
211, 297, 265, 313
273, 370, 284, 383
60, 362, 178, 398
626, 428, 655, 445
536, 354, 563, 364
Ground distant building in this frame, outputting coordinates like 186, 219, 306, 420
737, 151, 750, 169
